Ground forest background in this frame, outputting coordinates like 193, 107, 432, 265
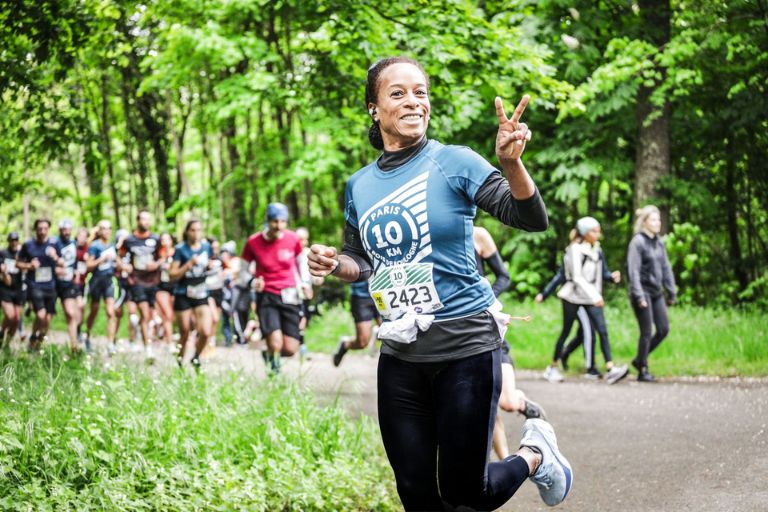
1, 0, 766, 308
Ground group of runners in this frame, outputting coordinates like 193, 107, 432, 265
0, 206, 324, 372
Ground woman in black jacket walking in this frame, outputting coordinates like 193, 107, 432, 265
627, 205, 677, 382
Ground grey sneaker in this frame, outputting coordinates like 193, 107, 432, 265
543, 365, 564, 383
605, 364, 629, 385
520, 419, 573, 507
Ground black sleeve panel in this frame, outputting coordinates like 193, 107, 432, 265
485, 251, 511, 297
474, 172, 549, 231
340, 221, 374, 282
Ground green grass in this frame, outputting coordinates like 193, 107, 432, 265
0, 348, 399, 511
305, 298, 768, 377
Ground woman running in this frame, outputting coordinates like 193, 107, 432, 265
627, 205, 676, 382
169, 219, 214, 370
547, 217, 628, 384
308, 56, 572, 511
0, 232, 24, 346
156, 232, 176, 349
85, 220, 119, 353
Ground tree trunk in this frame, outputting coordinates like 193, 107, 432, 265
168, 92, 191, 199
634, 0, 671, 231
100, 73, 121, 228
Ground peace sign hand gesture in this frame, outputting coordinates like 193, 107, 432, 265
495, 95, 532, 162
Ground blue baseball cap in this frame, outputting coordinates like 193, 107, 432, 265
266, 203, 289, 221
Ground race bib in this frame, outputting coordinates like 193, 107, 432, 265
77, 261, 87, 275
186, 282, 208, 299
60, 267, 74, 282
35, 267, 53, 283
368, 263, 443, 321
160, 269, 170, 283
133, 254, 151, 271
280, 287, 301, 305
4, 258, 18, 275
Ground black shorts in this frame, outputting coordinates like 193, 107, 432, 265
29, 287, 57, 314
209, 288, 224, 308
158, 281, 175, 294
501, 339, 514, 366
173, 294, 209, 312
130, 284, 157, 307
351, 295, 381, 323
57, 283, 84, 301
257, 292, 303, 339
0, 287, 25, 306
89, 276, 115, 302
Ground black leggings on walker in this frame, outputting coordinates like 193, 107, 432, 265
554, 300, 613, 367
377, 349, 530, 511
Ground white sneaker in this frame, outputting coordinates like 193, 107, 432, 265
543, 366, 564, 383
605, 364, 629, 385
107, 344, 117, 356
145, 345, 154, 360
520, 419, 573, 506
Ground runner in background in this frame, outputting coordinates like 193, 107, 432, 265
170, 219, 214, 370
473, 226, 547, 460
114, 228, 138, 348
205, 237, 225, 351
17, 219, 62, 351
119, 210, 162, 360
155, 232, 176, 350
332, 280, 381, 367
0, 232, 24, 347
85, 220, 118, 354
74, 227, 90, 348
54, 220, 85, 353
241, 203, 304, 374
295, 227, 320, 360
218, 242, 236, 346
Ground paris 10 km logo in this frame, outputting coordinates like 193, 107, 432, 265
363, 203, 420, 265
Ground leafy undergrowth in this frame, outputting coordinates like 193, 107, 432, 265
0, 348, 398, 511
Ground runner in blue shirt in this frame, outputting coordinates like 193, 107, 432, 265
0, 232, 24, 346
309, 57, 572, 510
54, 219, 86, 352
169, 219, 214, 370
16, 218, 62, 350
85, 220, 119, 354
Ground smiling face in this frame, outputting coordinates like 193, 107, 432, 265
369, 63, 430, 151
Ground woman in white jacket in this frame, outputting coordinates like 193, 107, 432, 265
544, 217, 628, 384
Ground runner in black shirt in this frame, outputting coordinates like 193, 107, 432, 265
0, 232, 24, 346
16, 219, 63, 350
118, 210, 162, 360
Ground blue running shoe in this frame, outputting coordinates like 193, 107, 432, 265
520, 419, 573, 507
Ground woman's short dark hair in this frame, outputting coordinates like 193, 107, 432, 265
34, 218, 51, 229
365, 56, 429, 151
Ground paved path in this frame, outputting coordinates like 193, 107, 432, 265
55, 338, 768, 511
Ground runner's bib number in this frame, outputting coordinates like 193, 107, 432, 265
35, 267, 53, 283
186, 282, 208, 299
369, 263, 443, 321
4, 258, 17, 274
133, 254, 151, 271
60, 267, 74, 282
77, 261, 87, 275
98, 248, 116, 271
280, 287, 301, 305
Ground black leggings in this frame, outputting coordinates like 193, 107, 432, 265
378, 350, 530, 511
554, 300, 612, 366
632, 293, 670, 368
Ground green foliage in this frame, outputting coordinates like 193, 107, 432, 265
0, 347, 399, 510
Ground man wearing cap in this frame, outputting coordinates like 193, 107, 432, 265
16, 219, 64, 350
240, 203, 306, 373
118, 210, 162, 360
54, 220, 87, 352
1, 232, 25, 346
